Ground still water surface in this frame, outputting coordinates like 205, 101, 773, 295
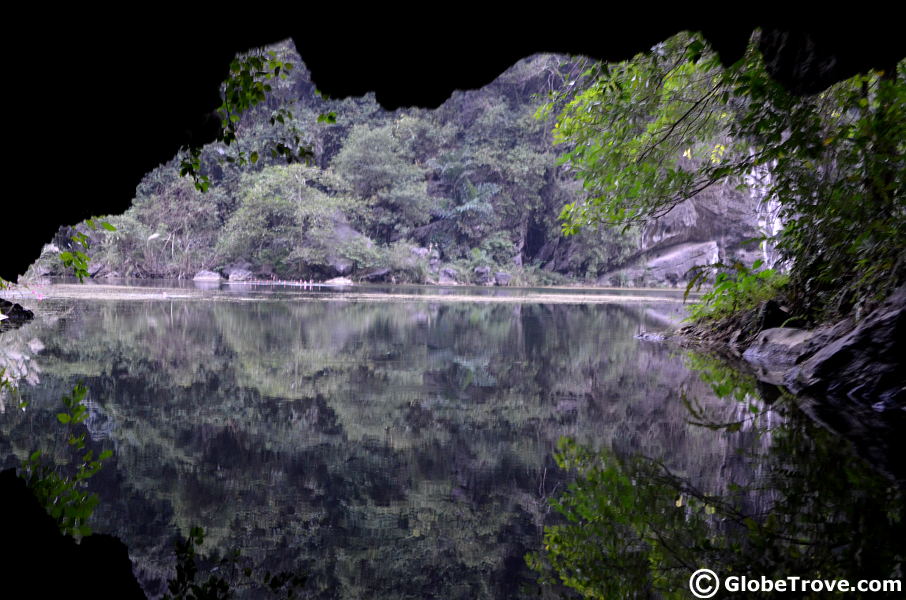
1, 285, 901, 598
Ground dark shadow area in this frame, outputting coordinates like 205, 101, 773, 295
0, 468, 145, 599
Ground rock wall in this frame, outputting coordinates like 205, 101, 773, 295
597, 180, 764, 287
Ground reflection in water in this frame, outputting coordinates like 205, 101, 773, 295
532, 358, 905, 599
0, 325, 45, 412
1, 294, 899, 598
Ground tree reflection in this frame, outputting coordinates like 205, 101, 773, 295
530, 358, 906, 599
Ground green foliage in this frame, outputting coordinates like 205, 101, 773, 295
331, 123, 431, 244
20, 383, 113, 538
477, 232, 516, 266
59, 249, 91, 282
179, 146, 211, 193
685, 259, 788, 321
316, 111, 337, 124
217, 171, 300, 270
542, 31, 906, 319
179, 47, 312, 193
737, 63, 906, 318
78, 170, 228, 278
526, 437, 717, 599
216, 164, 356, 277
58, 217, 117, 281
543, 34, 729, 234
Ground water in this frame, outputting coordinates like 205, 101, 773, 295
1, 286, 902, 598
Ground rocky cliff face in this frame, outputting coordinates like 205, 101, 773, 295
597, 181, 764, 286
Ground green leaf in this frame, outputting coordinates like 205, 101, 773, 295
57, 413, 71, 424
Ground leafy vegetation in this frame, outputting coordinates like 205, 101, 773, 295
543, 31, 905, 322
179, 49, 313, 193
684, 259, 788, 321
59, 218, 117, 282
19, 383, 113, 537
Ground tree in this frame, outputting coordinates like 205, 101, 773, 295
216, 165, 354, 277
331, 123, 431, 244
542, 32, 906, 321
179, 48, 312, 193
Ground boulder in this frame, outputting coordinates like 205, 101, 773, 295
324, 220, 367, 276
597, 241, 721, 287
786, 286, 906, 410
473, 265, 493, 285
742, 327, 815, 385
323, 277, 354, 286
87, 260, 106, 277
192, 270, 222, 282
494, 271, 512, 286
228, 268, 253, 282
635, 331, 667, 342
0, 300, 34, 331
0, 300, 34, 322
361, 268, 391, 282
756, 299, 791, 330
643, 241, 720, 284
439, 267, 458, 285
640, 184, 761, 260
224, 261, 254, 281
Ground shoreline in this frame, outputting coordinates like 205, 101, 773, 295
2, 282, 695, 306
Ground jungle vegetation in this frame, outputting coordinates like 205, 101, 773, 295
542, 31, 905, 323
30, 31, 903, 319
30, 43, 639, 287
